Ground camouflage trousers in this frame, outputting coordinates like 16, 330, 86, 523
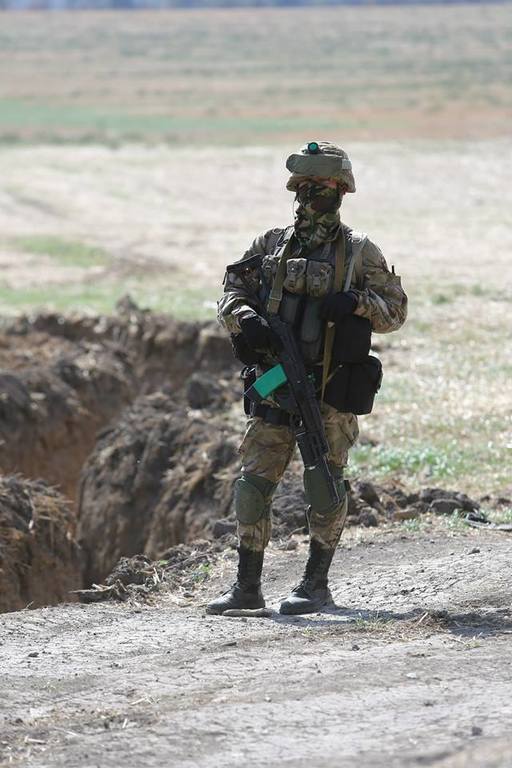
237, 402, 359, 552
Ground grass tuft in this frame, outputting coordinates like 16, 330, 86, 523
13, 235, 109, 268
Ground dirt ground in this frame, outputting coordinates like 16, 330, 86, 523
1, 523, 511, 768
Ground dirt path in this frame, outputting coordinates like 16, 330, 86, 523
1, 526, 511, 768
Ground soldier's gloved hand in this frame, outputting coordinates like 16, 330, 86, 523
320, 291, 359, 324
231, 333, 262, 365
239, 315, 283, 354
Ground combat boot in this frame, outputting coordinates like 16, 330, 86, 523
279, 539, 335, 615
206, 546, 265, 615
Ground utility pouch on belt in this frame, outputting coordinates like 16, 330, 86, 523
241, 366, 257, 415
324, 356, 383, 415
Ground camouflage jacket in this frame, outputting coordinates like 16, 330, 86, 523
218, 224, 408, 337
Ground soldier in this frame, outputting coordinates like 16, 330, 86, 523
208, 141, 407, 616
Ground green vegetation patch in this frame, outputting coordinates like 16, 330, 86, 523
0, 277, 216, 322
348, 436, 511, 494
13, 235, 109, 268
349, 442, 462, 482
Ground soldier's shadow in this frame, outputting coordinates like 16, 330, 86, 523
270, 604, 512, 638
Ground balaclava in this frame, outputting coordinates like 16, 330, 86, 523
294, 181, 342, 250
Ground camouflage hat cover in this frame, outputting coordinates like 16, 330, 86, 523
286, 140, 356, 193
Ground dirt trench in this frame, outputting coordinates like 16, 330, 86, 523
0, 301, 238, 609
0, 303, 493, 612
0, 299, 236, 501
76, 381, 485, 587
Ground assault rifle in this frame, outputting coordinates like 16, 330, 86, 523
226, 255, 344, 514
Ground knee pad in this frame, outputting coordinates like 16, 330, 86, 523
304, 463, 347, 516
235, 473, 276, 525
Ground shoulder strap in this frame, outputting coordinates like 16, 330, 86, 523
347, 230, 367, 289
266, 226, 295, 315
321, 229, 346, 402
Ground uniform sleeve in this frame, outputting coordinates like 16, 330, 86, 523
352, 238, 408, 334
217, 229, 279, 334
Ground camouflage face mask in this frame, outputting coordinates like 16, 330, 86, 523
296, 181, 341, 214
294, 181, 342, 248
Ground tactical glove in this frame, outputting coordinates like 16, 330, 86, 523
231, 333, 262, 366
239, 315, 282, 354
320, 291, 359, 324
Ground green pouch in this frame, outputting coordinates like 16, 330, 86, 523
245, 364, 288, 403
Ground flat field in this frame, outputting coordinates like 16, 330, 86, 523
0, 5, 511, 496
0, 5, 511, 144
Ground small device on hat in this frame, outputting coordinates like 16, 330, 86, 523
286, 141, 356, 193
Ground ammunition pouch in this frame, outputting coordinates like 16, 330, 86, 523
234, 473, 276, 525
299, 297, 324, 365
324, 355, 383, 415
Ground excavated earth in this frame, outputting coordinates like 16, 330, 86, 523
0, 299, 237, 501
0, 303, 506, 610
0, 476, 82, 613
0, 302, 240, 608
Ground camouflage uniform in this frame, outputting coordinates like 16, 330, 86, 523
218, 228, 407, 554
209, 141, 407, 616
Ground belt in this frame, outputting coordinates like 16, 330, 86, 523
250, 403, 293, 427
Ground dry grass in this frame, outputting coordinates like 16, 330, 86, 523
0, 139, 511, 496
0, 6, 511, 144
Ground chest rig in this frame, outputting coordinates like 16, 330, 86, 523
259, 226, 366, 371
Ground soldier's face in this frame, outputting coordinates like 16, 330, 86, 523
297, 178, 344, 213
311, 177, 339, 189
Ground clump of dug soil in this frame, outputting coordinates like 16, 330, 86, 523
75, 540, 224, 604
0, 476, 82, 613
78, 391, 239, 585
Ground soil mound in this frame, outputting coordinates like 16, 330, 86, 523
75, 540, 224, 604
0, 476, 82, 613
78, 392, 239, 584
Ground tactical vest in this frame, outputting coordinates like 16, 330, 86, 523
258, 226, 367, 367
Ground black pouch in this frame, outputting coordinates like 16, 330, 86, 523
324, 355, 383, 415
241, 366, 257, 415
332, 315, 372, 364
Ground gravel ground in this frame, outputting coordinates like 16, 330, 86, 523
1, 525, 511, 767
